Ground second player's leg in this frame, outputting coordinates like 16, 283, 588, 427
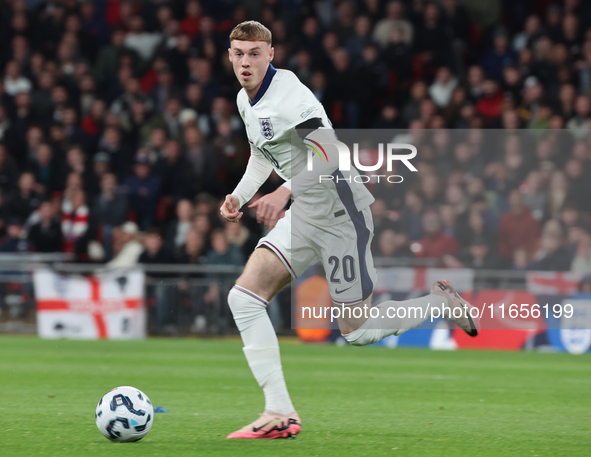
325, 208, 479, 343
336, 293, 442, 343
337, 281, 480, 346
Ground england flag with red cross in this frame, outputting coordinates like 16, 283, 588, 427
33, 269, 146, 340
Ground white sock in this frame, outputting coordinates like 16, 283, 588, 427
228, 285, 295, 414
343, 294, 447, 346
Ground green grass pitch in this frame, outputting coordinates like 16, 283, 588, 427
1, 336, 590, 456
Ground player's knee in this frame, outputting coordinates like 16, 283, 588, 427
227, 286, 267, 321
342, 326, 384, 346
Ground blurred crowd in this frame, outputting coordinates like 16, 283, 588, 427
369, 129, 591, 272
0, 0, 590, 273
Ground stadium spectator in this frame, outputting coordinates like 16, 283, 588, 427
372, 104, 404, 129
5, 172, 41, 224
187, 58, 221, 109
205, 228, 243, 267
199, 97, 241, 139
110, 77, 151, 120
401, 80, 427, 125
0, 144, 18, 194
325, 47, 361, 128
414, 2, 452, 69
28, 201, 62, 253
521, 171, 547, 220
533, 220, 574, 271
65, 146, 92, 193
106, 222, 143, 269
511, 247, 535, 271
498, 190, 540, 264
192, 212, 212, 246
559, 203, 584, 233
481, 26, 518, 82
123, 156, 161, 231
12, 91, 36, 145
27, 142, 61, 195
212, 118, 248, 189
93, 173, 128, 261
441, 0, 471, 57
88, 152, 112, 200
175, 227, 208, 332
439, 204, 457, 237
4, 60, 31, 96
456, 208, 496, 251
443, 235, 499, 270
142, 128, 167, 163
566, 95, 591, 139
62, 172, 84, 205
81, 99, 107, 141
164, 199, 194, 255
149, 96, 183, 141
389, 1, 416, 44
155, 139, 192, 200
96, 126, 132, 181
414, 211, 459, 261
60, 189, 89, 255
429, 67, 458, 108
346, 16, 373, 61
78, 74, 99, 119
224, 220, 257, 260
465, 176, 506, 222
371, 199, 398, 243
124, 15, 162, 63
513, 15, 542, 52
183, 126, 218, 196
0, 217, 31, 253
544, 170, 569, 220
564, 158, 591, 212
571, 228, 591, 273
420, 173, 443, 208
180, 1, 202, 38
94, 27, 128, 86
176, 229, 206, 264
475, 79, 504, 121
397, 189, 424, 241
203, 228, 244, 306
139, 228, 173, 265
30, 71, 55, 124
139, 228, 175, 329
377, 229, 413, 259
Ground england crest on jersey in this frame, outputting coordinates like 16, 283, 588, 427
259, 118, 274, 140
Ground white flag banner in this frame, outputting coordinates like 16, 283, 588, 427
33, 269, 146, 340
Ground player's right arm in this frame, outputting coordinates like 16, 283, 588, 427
220, 147, 274, 222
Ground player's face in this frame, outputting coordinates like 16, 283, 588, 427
229, 41, 274, 94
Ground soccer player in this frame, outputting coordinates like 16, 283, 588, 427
220, 21, 480, 439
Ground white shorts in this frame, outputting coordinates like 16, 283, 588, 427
257, 205, 377, 305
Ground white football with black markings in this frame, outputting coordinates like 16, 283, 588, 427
95, 386, 154, 442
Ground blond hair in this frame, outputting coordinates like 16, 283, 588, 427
229, 20, 272, 44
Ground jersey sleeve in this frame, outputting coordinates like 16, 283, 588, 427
231, 146, 274, 208
286, 127, 341, 199
276, 79, 324, 131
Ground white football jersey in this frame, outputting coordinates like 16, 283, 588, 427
236, 65, 374, 225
